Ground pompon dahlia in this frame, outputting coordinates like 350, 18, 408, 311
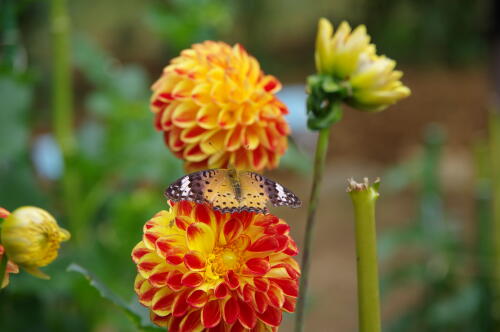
132, 201, 300, 331
151, 41, 290, 172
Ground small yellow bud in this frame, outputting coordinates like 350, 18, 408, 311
313, 18, 410, 112
1, 206, 70, 279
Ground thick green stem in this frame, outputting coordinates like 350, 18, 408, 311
490, 111, 500, 325
348, 179, 382, 332
294, 126, 331, 332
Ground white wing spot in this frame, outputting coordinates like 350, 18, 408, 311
276, 184, 287, 199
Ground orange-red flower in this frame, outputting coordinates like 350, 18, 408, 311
132, 201, 300, 331
151, 41, 290, 172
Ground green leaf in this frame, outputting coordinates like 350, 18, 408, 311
67, 263, 164, 332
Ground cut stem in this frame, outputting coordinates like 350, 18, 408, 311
348, 178, 382, 332
294, 126, 331, 332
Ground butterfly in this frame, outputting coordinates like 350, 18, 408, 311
165, 169, 301, 214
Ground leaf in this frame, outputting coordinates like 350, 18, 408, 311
67, 263, 165, 332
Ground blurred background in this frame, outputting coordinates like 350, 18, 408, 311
0, 0, 498, 331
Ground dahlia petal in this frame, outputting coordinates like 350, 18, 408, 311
223, 218, 243, 245
187, 222, 215, 254
240, 103, 257, 125
187, 289, 209, 308
282, 296, 297, 313
224, 270, 240, 290
175, 200, 194, 216
242, 125, 260, 150
231, 148, 250, 170
245, 257, 271, 276
202, 300, 222, 328
275, 235, 289, 252
200, 129, 225, 153
223, 296, 239, 324
257, 306, 282, 327
224, 126, 244, 151
150, 311, 171, 328
149, 267, 170, 287
248, 235, 279, 252
267, 285, 285, 308
214, 282, 229, 299
181, 272, 204, 288
181, 126, 207, 144
167, 271, 184, 291
172, 101, 198, 128
249, 145, 268, 171
262, 75, 281, 93
183, 144, 208, 162
175, 216, 191, 230
152, 287, 177, 316
167, 255, 184, 265
172, 290, 190, 317
238, 299, 257, 329
242, 284, 254, 303
230, 321, 246, 332
232, 235, 251, 252
192, 203, 215, 225
137, 253, 164, 276
253, 291, 269, 314
253, 277, 270, 293
218, 109, 239, 129
180, 310, 204, 332
184, 250, 207, 271
132, 242, 151, 263
270, 278, 298, 297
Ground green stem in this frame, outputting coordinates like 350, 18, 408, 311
51, 0, 81, 242
490, 110, 500, 326
348, 179, 382, 332
294, 126, 331, 332
0, 252, 8, 289
51, 0, 74, 155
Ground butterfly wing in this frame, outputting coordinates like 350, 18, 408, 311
165, 169, 241, 213
240, 171, 302, 211
238, 172, 270, 213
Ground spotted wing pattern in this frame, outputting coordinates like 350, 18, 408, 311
164, 169, 240, 212
240, 171, 301, 210
165, 169, 301, 214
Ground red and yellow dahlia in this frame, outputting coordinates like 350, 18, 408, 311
151, 41, 290, 172
132, 201, 300, 331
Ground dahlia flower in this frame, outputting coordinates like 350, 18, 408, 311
151, 41, 290, 172
315, 18, 410, 112
1, 206, 70, 279
132, 201, 300, 331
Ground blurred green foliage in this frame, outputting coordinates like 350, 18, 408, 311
380, 125, 496, 331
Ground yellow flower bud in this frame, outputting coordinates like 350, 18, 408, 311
1, 206, 70, 279
313, 18, 410, 112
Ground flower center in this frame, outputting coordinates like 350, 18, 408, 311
209, 246, 243, 276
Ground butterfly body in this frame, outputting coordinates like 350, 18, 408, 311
165, 169, 301, 214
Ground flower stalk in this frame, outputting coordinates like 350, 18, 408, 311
294, 126, 331, 332
347, 178, 382, 332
